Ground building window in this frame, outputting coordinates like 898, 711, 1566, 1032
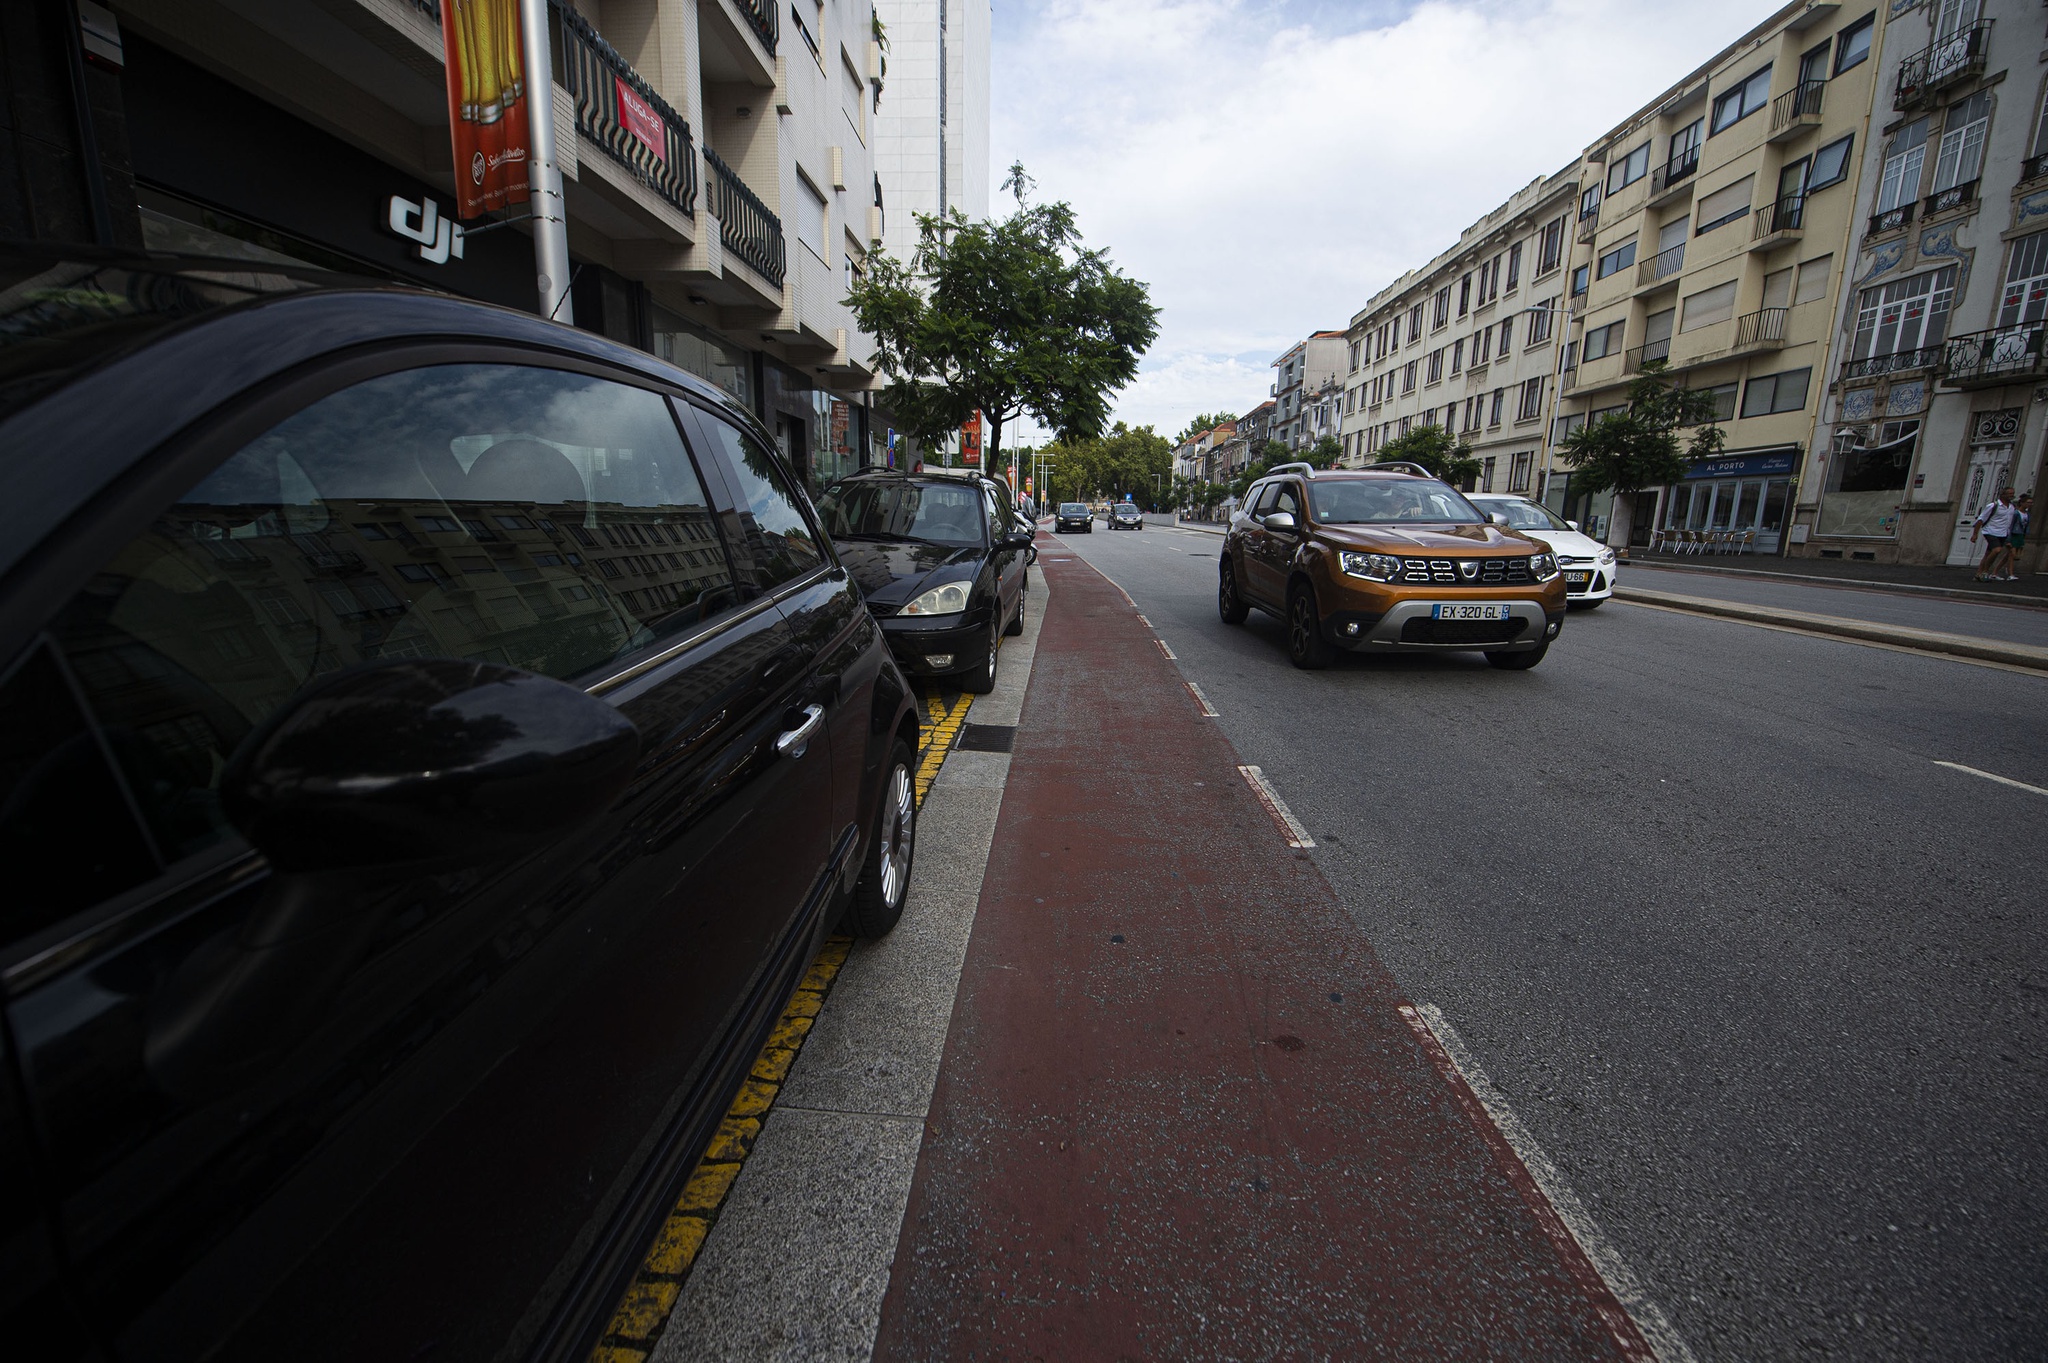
1580, 185, 1601, 220
1426, 349, 1444, 383
1808, 134, 1854, 191
1740, 367, 1812, 417
1451, 339, 1464, 374
1459, 273, 1472, 315
1529, 301, 1554, 345
1695, 174, 1755, 233
1506, 242, 1523, 292
1834, 14, 1873, 74
1408, 303, 1424, 338
1583, 320, 1625, 360
1681, 279, 1739, 331
1851, 265, 1957, 360
1571, 264, 1590, 297
1681, 382, 1739, 424
1509, 452, 1533, 491
1538, 216, 1566, 274
1476, 327, 1492, 365
1877, 119, 1929, 213
1481, 455, 1497, 492
1998, 231, 2048, 326
1795, 255, 1833, 304
1433, 288, 1451, 329
1348, 341, 1361, 372
1606, 141, 1651, 193
1669, 118, 1704, 173
1710, 65, 1773, 135
1489, 388, 1505, 426
1403, 360, 1418, 393
1595, 241, 1638, 279
1517, 377, 1545, 420
1932, 91, 1991, 194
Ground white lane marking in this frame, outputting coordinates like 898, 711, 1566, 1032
1405, 1004, 1696, 1363
1616, 600, 2048, 676
1236, 765, 1314, 848
1933, 760, 2048, 796
1155, 639, 1177, 660
1185, 681, 1219, 717
1136, 614, 1151, 627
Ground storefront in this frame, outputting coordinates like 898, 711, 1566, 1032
1646, 446, 1802, 553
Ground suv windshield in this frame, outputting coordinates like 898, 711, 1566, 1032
1475, 497, 1569, 532
816, 480, 987, 548
1308, 479, 1483, 525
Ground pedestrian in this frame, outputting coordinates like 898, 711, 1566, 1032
2001, 493, 2031, 581
1972, 485, 2018, 581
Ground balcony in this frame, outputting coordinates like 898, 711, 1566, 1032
1769, 80, 1825, 142
1923, 177, 1979, 220
1867, 201, 1917, 239
1895, 19, 1991, 110
558, 4, 698, 217
1733, 307, 1789, 353
1751, 196, 1804, 251
733, 0, 779, 54
1840, 345, 1943, 383
2024, 154, 2048, 186
1648, 148, 1699, 207
1623, 338, 1672, 374
1635, 243, 1685, 294
705, 147, 787, 287
1940, 325, 2048, 389
1577, 212, 1600, 244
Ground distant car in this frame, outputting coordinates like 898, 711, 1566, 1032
1109, 503, 1143, 530
1055, 502, 1093, 533
1468, 494, 1618, 607
815, 469, 1032, 692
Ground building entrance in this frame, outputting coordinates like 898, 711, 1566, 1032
1947, 442, 2013, 565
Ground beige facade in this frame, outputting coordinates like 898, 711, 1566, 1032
1548, 0, 1888, 552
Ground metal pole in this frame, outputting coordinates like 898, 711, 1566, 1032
520, 0, 574, 323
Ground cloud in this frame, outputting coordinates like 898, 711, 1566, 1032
989, 0, 1786, 441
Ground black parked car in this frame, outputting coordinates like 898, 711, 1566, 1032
814, 470, 1031, 694
1109, 502, 1143, 529
0, 250, 921, 1363
1054, 502, 1092, 533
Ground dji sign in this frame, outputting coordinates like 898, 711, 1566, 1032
384, 194, 466, 265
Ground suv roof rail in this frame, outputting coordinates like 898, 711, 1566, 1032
1268, 461, 1318, 479
1369, 461, 1434, 478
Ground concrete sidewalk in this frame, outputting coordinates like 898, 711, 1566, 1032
869, 551, 1679, 1361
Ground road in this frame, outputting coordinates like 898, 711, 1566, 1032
1041, 518, 2048, 1361
1624, 562, 2048, 646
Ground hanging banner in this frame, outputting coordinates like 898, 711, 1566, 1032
961, 411, 983, 468
615, 78, 666, 161
440, 0, 532, 220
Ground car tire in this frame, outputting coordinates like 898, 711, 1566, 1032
843, 740, 915, 938
961, 620, 999, 693
1286, 582, 1333, 670
1486, 637, 1550, 669
1218, 557, 1250, 624
1005, 591, 1025, 636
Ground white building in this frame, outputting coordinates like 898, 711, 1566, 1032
874, 0, 990, 263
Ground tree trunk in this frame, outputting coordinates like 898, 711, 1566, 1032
1609, 491, 1636, 548
987, 409, 1004, 474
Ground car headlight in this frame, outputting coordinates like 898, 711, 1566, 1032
1530, 552, 1560, 581
1338, 551, 1402, 582
899, 581, 972, 616
1597, 547, 1617, 565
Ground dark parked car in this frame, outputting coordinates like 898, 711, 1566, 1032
0, 250, 921, 1363
814, 469, 1031, 694
1109, 502, 1143, 529
1054, 501, 1092, 533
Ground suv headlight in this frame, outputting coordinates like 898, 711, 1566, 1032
1530, 552, 1560, 582
900, 581, 971, 616
1339, 551, 1402, 582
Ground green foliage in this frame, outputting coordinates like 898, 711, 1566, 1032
1559, 363, 1727, 497
1174, 412, 1236, 444
1374, 425, 1482, 486
1036, 422, 1174, 509
845, 185, 1159, 468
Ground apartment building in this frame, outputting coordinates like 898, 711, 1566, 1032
874, 0, 990, 264
1272, 333, 1346, 449
1806, 0, 2044, 571
1549, 0, 1886, 552
1340, 167, 1581, 507
12, 0, 885, 494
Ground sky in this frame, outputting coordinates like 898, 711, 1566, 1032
987, 0, 1790, 443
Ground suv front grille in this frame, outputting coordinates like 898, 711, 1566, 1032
1397, 556, 1534, 585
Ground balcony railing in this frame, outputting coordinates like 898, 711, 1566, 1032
1577, 213, 1600, 244
1941, 324, 2048, 387
1841, 345, 1943, 382
1896, 19, 1992, 110
1624, 339, 1671, 373
705, 146, 787, 287
1753, 196, 1805, 239
557, 3, 698, 216
734, 0, 778, 54
1770, 79, 1825, 135
2024, 153, 2048, 185
1868, 201, 1917, 237
1637, 243, 1685, 288
1653, 147, 1700, 197
1734, 307, 1789, 349
1923, 177, 1979, 218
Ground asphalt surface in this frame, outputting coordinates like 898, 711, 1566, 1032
1045, 518, 2048, 1362
1622, 563, 2048, 646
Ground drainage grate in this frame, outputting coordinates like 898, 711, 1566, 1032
955, 723, 1016, 753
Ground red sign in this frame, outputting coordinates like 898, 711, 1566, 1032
440, 0, 531, 219
615, 77, 666, 161
961, 411, 983, 467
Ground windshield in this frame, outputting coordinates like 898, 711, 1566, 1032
1307, 479, 1484, 525
1060, 503, 1088, 514
1474, 497, 1569, 531
1115, 504, 1138, 514
816, 481, 986, 548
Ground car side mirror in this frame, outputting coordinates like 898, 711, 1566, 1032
1262, 511, 1298, 533
1488, 513, 1510, 527
1566, 520, 1580, 531
222, 658, 642, 875
1002, 530, 1035, 550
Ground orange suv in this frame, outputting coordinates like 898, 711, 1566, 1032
1218, 463, 1567, 669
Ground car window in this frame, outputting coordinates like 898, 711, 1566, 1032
1477, 498, 1568, 531
982, 488, 1006, 543
816, 480, 983, 548
693, 415, 828, 589
1270, 483, 1303, 518
1308, 479, 1484, 525
1246, 483, 1273, 514
34, 363, 735, 866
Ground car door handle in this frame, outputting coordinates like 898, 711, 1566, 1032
775, 704, 825, 760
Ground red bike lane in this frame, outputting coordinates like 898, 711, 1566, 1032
870, 547, 1656, 1362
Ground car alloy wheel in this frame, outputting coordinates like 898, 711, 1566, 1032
845, 742, 916, 937
1287, 584, 1331, 670
1218, 559, 1248, 624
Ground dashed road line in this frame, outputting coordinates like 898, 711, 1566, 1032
1155, 639, 1177, 660
1401, 1004, 1692, 1363
1136, 613, 1151, 627
1236, 764, 1314, 848
1933, 760, 2048, 796
1185, 681, 1219, 717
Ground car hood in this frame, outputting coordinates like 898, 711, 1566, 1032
1318, 523, 1541, 553
835, 539, 982, 607
1507, 526, 1609, 559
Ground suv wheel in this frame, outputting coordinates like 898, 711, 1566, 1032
961, 620, 1000, 693
1486, 637, 1550, 670
1286, 582, 1333, 670
1218, 557, 1249, 624
843, 741, 915, 938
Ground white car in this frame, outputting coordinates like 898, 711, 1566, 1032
1469, 494, 1617, 607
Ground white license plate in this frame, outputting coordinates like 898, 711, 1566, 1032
1430, 602, 1511, 621
1564, 571, 1592, 586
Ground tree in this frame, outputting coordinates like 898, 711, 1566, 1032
845, 177, 1159, 469
1037, 421, 1173, 508
1175, 412, 1236, 444
1558, 364, 1725, 522
1374, 425, 1482, 486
